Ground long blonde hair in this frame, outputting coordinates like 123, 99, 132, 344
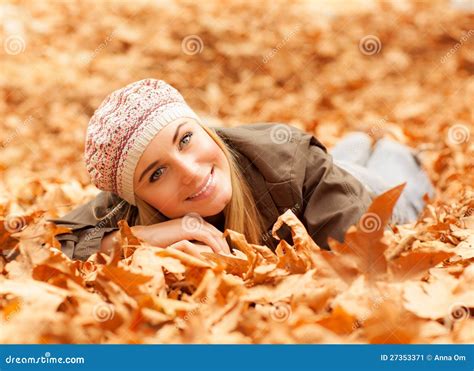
133, 124, 265, 245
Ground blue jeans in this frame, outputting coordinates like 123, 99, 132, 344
330, 132, 435, 224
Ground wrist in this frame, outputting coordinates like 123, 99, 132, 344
100, 230, 119, 254
130, 224, 148, 242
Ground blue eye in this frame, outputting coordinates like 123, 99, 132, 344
179, 132, 193, 148
149, 132, 193, 183
149, 167, 164, 182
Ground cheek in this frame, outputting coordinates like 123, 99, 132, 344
199, 139, 221, 160
140, 182, 183, 218
203, 139, 226, 165
198, 139, 230, 178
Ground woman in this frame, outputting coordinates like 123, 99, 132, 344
51, 78, 434, 261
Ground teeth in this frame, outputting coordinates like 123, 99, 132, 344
189, 171, 213, 199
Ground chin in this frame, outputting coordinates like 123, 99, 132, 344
198, 200, 228, 217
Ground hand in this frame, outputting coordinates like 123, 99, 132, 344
167, 240, 214, 261
131, 217, 230, 255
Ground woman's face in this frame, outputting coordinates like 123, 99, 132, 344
133, 118, 232, 219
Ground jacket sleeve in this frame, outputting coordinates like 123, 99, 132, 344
301, 138, 374, 250
47, 191, 132, 261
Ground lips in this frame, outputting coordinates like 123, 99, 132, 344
186, 166, 214, 200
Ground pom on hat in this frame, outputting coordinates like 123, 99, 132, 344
84, 78, 201, 205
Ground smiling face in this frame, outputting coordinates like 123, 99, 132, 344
133, 118, 232, 219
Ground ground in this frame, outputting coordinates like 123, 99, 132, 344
0, 0, 473, 343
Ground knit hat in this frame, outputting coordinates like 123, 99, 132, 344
84, 78, 202, 206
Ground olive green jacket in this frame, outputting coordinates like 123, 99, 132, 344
50, 123, 373, 261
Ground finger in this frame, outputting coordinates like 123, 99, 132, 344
193, 232, 224, 254
215, 235, 231, 254
171, 242, 205, 260
202, 231, 230, 255
202, 220, 224, 235
185, 243, 213, 261
202, 222, 227, 241
201, 224, 230, 254
181, 223, 222, 254
194, 244, 214, 257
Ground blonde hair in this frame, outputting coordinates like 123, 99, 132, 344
132, 124, 265, 245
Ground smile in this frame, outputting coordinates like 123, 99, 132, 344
186, 166, 215, 201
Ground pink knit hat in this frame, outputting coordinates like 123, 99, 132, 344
84, 78, 201, 206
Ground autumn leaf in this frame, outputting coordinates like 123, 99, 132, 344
200, 252, 249, 276
327, 183, 406, 282
98, 265, 154, 298
0, 211, 44, 251
43, 222, 72, 249
118, 220, 141, 258
32, 249, 85, 287
388, 245, 455, 281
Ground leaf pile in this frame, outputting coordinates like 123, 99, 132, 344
0, 184, 472, 343
0, 0, 473, 343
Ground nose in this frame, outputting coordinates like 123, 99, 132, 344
176, 157, 200, 186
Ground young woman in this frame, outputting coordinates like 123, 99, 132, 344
51, 79, 434, 261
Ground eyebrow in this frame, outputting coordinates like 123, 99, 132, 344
138, 122, 187, 183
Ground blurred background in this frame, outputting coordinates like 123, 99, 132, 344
0, 0, 472, 221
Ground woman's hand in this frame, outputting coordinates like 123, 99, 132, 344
130, 217, 230, 255
167, 240, 214, 261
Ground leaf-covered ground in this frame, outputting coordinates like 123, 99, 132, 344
0, 0, 473, 343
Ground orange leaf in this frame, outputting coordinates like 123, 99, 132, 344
118, 220, 141, 258
328, 183, 406, 282
43, 222, 72, 249
99, 265, 153, 297
389, 247, 455, 281
200, 252, 249, 277
0, 211, 44, 250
